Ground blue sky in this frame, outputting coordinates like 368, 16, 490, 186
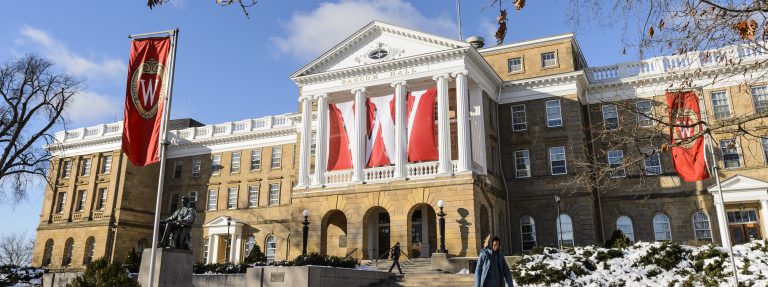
0, 0, 637, 237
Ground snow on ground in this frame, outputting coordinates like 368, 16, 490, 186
510, 240, 768, 287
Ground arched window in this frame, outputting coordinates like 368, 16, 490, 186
616, 216, 635, 242
692, 211, 713, 242
245, 236, 256, 256
62, 238, 74, 266
84, 237, 95, 265
556, 214, 574, 247
265, 235, 277, 261
137, 238, 148, 253
520, 216, 536, 251
653, 214, 672, 241
42, 239, 54, 266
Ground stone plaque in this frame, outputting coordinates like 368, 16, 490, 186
270, 272, 285, 282
339, 235, 347, 247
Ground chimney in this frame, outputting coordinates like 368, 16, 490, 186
466, 36, 485, 49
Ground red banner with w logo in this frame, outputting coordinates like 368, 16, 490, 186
667, 91, 710, 182
121, 37, 171, 166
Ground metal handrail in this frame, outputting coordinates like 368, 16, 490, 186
344, 248, 358, 258
371, 247, 411, 270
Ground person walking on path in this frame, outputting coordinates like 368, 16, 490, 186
475, 236, 514, 287
388, 242, 404, 274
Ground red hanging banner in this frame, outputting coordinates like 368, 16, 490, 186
121, 37, 171, 166
667, 91, 710, 182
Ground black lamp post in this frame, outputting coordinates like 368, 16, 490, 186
226, 216, 232, 263
437, 200, 447, 253
302, 209, 310, 256
555, 196, 563, 250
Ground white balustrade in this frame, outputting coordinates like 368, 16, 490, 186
407, 161, 440, 178
365, 166, 396, 182
325, 170, 354, 185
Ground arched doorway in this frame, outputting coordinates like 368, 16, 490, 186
363, 206, 390, 259
479, 205, 491, 247
321, 210, 348, 256
408, 204, 437, 258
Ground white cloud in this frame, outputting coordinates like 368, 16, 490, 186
478, 17, 499, 47
271, 0, 458, 61
18, 25, 125, 82
66, 91, 120, 125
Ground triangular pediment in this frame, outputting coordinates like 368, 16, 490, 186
708, 175, 768, 193
291, 21, 469, 78
204, 215, 245, 227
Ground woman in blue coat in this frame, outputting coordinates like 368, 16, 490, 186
475, 236, 514, 287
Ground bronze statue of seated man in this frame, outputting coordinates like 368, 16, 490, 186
158, 196, 196, 249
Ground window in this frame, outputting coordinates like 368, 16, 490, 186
549, 146, 567, 175
763, 138, 768, 164
248, 185, 259, 208
202, 237, 210, 263
653, 214, 672, 241
61, 160, 72, 178
207, 189, 218, 211
84, 237, 95, 265
545, 100, 562, 127
556, 214, 574, 247
514, 150, 531, 178
616, 216, 635, 242
42, 239, 53, 266
56, 192, 67, 213
511, 104, 527, 131
727, 210, 758, 223
488, 100, 496, 128
635, 100, 653, 127
211, 154, 222, 176
251, 149, 262, 170
227, 187, 238, 209
602, 104, 619, 130
75, 190, 87, 212
80, 158, 91, 176
265, 235, 277, 261
541, 52, 557, 68
245, 236, 256, 256
520, 216, 536, 251
711, 91, 732, 119
268, 183, 280, 206
751, 86, 768, 113
720, 139, 741, 168
310, 132, 317, 156
192, 158, 201, 178
230, 152, 241, 173
173, 160, 183, 179
644, 153, 662, 175
692, 211, 712, 242
188, 191, 198, 209
96, 188, 107, 210
62, 238, 74, 265
271, 147, 282, 169
508, 57, 523, 73
170, 193, 180, 212
607, 150, 626, 177
100, 156, 112, 174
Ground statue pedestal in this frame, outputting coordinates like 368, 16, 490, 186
138, 248, 194, 287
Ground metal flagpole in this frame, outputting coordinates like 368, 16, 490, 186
456, 0, 463, 41
696, 92, 739, 286
142, 28, 180, 287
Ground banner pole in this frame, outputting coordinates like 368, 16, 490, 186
697, 92, 739, 286
147, 28, 179, 287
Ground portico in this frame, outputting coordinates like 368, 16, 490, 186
708, 175, 768, 248
203, 216, 245, 264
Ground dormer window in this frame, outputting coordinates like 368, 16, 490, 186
541, 52, 557, 68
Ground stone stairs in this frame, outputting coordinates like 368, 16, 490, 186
361, 258, 474, 287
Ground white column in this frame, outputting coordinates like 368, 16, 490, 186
392, 81, 408, 179
352, 88, 367, 183
434, 74, 452, 175
211, 235, 220, 263
714, 200, 731, 249
452, 71, 471, 173
206, 237, 214, 264
297, 96, 312, 187
761, 200, 768, 239
312, 94, 329, 187
233, 234, 242, 263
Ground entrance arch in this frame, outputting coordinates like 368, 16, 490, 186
363, 206, 390, 259
407, 204, 437, 258
320, 210, 348, 256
